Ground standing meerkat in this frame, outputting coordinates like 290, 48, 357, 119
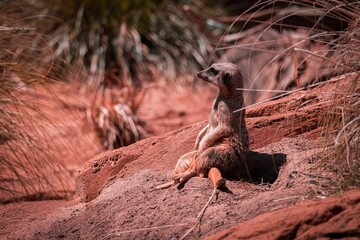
156, 62, 249, 189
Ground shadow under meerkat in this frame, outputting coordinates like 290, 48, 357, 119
175, 151, 286, 192
225, 151, 287, 184
156, 62, 286, 190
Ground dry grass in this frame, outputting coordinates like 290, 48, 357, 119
4, 0, 227, 150
0, 7, 100, 203
90, 85, 148, 149
322, 74, 360, 189
1, 0, 221, 202
218, 0, 360, 190
1, 0, 359, 204
6, 0, 224, 87
0, 28, 72, 202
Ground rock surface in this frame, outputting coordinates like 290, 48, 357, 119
1, 75, 359, 239
205, 189, 360, 240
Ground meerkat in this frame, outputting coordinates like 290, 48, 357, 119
155, 62, 249, 189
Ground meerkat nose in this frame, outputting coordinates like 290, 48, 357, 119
197, 71, 207, 79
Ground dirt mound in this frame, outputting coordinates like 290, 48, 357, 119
206, 189, 360, 240
77, 74, 354, 203
0, 82, 215, 204
1, 75, 359, 239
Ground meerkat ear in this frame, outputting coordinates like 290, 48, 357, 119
222, 72, 231, 84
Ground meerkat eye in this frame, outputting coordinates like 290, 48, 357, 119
208, 67, 219, 76
222, 72, 231, 84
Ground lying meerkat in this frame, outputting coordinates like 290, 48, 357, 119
156, 62, 249, 189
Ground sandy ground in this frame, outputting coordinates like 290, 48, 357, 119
1, 76, 359, 239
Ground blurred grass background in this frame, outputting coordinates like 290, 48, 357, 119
4, 0, 226, 86
0, 0, 359, 203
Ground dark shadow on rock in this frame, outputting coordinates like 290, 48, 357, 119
228, 151, 287, 184
218, 185, 233, 194
177, 182, 186, 190
246, 151, 287, 184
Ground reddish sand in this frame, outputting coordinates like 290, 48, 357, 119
1, 75, 359, 239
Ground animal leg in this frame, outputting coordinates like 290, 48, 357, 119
172, 152, 208, 184
194, 124, 208, 150
197, 126, 228, 153
155, 151, 197, 189
192, 145, 232, 178
173, 151, 197, 175
173, 169, 197, 185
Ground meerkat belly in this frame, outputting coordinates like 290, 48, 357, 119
214, 135, 241, 149
198, 141, 242, 176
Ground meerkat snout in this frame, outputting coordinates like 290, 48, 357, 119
197, 71, 210, 82
197, 65, 219, 83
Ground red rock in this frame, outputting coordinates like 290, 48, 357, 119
2, 75, 359, 240
205, 190, 360, 240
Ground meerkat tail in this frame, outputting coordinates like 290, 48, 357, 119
154, 180, 176, 190
208, 167, 226, 188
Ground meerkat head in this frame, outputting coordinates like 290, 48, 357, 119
197, 62, 243, 94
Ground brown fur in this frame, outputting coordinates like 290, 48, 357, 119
156, 62, 249, 189
172, 62, 249, 184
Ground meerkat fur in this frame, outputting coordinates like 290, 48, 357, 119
156, 62, 249, 189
